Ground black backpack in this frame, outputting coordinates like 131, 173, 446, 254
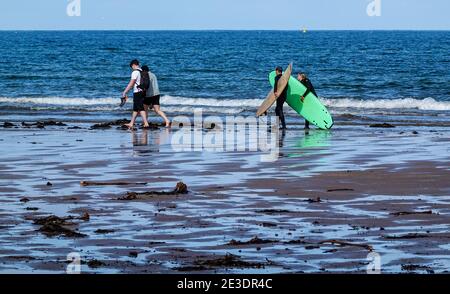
135, 69, 150, 93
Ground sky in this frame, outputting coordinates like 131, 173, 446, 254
0, 0, 449, 30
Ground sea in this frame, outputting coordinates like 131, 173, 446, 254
0, 30, 449, 126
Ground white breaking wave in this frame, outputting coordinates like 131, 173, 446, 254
321, 97, 450, 111
161, 96, 263, 108
0, 97, 118, 106
0, 96, 449, 111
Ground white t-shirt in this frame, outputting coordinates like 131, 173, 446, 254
131, 69, 142, 93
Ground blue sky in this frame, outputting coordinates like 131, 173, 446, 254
0, 0, 449, 30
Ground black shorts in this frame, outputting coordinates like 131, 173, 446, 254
144, 95, 160, 106
133, 92, 145, 112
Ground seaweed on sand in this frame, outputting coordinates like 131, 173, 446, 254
118, 182, 188, 200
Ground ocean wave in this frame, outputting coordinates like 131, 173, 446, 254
321, 97, 450, 111
0, 96, 449, 112
0, 97, 119, 106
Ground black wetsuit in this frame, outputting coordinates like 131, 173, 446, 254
274, 74, 288, 129
300, 78, 317, 129
301, 78, 317, 97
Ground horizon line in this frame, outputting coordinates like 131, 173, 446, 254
0, 28, 449, 32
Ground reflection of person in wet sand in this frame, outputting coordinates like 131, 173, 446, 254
132, 128, 149, 147
132, 128, 171, 154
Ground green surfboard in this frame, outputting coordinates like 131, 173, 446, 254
269, 71, 333, 130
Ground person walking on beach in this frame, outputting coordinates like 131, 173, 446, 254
274, 66, 288, 130
141, 65, 170, 128
122, 59, 150, 130
297, 73, 317, 130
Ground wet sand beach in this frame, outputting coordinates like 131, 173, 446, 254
0, 121, 449, 273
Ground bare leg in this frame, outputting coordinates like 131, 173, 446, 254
144, 104, 150, 122
125, 111, 139, 129
139, 111, 150, 128
153, 105, 170, 127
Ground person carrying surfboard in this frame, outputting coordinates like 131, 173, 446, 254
122, 59, 151, 130
274, 66, 288, 129
298, 73, 317, 130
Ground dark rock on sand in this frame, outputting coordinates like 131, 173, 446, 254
260, 222, 277, 227
128, 251, 139, 258
33, 215, 74, 226
306, 197, 322, 203
42, 121, 67, 126
3, 122, 15, 128
38, 223, 86, 238
36, 122, 45, 129
369, 123, 395, 128
90, 119, 131, 130
90, 122, 112, 130
148, 241, 165, 245
256, 209, 292, 215
227, 236, 278, 246
32, 215, 88, 238
94, 229, 115, 234
22, 121, 66, 128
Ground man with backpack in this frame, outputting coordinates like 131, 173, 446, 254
122, 59, 150, 130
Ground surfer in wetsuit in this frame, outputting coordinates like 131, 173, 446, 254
298, 73, 317, 130
274, 66, 288, 130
